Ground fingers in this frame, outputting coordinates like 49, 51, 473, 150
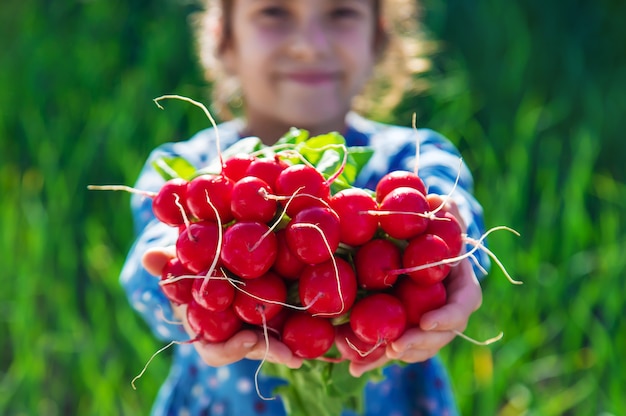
351, 326, 457, 376
142, 246, 177, 276
245, 335, 303, 369
349, 355, 390, 378
171, 303, 257, 366
193, 330, 302, 368
419, 259, 482, 332
172, 303, 302, 368
195, 330, 261, 367
387, 327, 456, 362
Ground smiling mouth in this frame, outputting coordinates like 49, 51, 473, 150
284, 72, 338, 85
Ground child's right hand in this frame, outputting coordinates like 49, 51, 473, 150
142, 246, 304, 369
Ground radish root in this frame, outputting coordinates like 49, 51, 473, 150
453, 330, 504, 346
87, 184, 156, 199
227, 278, 322, 311
291, 223, 346, 316
253, 309, 277, 401
131, 335, 201, 390
390, 226, 522, 285
153, 95, 223, 169
345, 338, 384, 358
200, 190, 224, 292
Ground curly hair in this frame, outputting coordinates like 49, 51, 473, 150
190, 0, 433, 120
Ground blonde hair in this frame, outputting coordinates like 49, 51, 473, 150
191, 0, 433, 121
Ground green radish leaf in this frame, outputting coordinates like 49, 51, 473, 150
263, 359, 385, 416
347, 146, 375, 176
325, 361, 371, 414
315, 148, 343, 177
298, 132, 346, 165
276, 127, 310, 145
335, 146, 375, 190
327, 361, 384, 400
314, 145, 374, 190
151, 156, 197, 181
263, 361, 344, 416
222, 135, 264, 157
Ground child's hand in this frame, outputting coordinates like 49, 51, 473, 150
170, 302, 304, 369
348, 257, 482, 377
141, 247, 304, 370
348, 194, 482, 378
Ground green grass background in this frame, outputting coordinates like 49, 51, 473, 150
1, 0, 624, 414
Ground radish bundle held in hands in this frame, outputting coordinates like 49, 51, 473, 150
89, 97, 519, 416
145, 139, 500, 348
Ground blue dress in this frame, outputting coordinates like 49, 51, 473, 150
120, 112, 489, 416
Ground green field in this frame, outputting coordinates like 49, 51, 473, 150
2, 0, 625, 415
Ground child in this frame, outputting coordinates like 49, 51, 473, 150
121, 0, 489, 414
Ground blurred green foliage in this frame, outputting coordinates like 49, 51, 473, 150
1, 0, 624, 415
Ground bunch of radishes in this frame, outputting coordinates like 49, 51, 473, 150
150, 142, 474, 364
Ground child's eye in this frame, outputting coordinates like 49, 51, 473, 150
259, 6, 289, 19
330, 7, 361, 20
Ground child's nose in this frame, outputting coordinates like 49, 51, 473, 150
288, 19, 331, 61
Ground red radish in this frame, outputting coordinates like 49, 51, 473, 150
299, 257, 357, 316
375, 170, 427, 202
271, 229, 306, 280
231, 271, 287, 325
285, 206, 340, 265
159, 258, 194, 305
281, 312, 335, 359
334, 323, 386, 364
220, 221, 277, 279
176, 221, 220, 274
186, 174, 234, 223
245, 156, 289, 189
230, 176, 277, 223
393, 277, 447, 326
265, 307, 291, 337
274, 164, 331, 217
329, 188, 379, 246
378, 186, 429, 240
400, 234, 451, 285
349, 293, 407, 345
354, 238, 402, 290
152, 178, 190, 226
191, 273, 235, 312
222, 154, 257, 182
426, 211, 464, 257
426, 193, 450, 213
186, 300, 243, 343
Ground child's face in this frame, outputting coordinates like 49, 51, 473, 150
221, 0, 378, 138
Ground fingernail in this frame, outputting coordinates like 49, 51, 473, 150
243, 342, 256, 349
424, 322, 438, 330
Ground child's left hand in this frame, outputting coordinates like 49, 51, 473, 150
348, 254, 483, 377
348, 196, 483, 377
